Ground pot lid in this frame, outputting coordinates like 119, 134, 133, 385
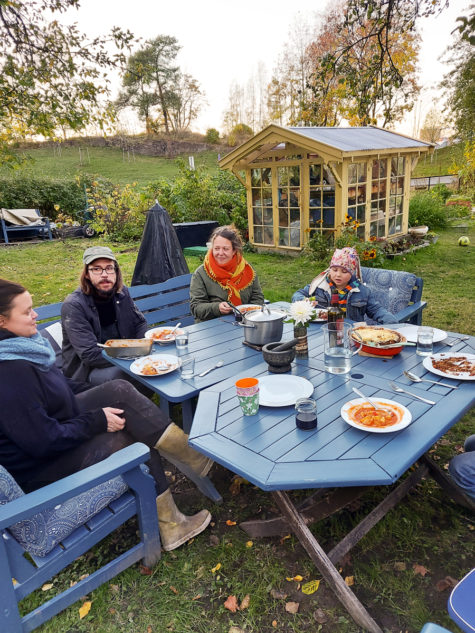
246, 309, 285, 322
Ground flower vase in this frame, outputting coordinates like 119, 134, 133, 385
293, 324, 308, 354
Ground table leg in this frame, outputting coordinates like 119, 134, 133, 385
272, 490, 384, 633
181, 399, 194, 434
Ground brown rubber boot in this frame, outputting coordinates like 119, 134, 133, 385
155, 423, 213, 478
156, 489, 211, 551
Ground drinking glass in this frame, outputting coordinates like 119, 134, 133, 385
180, 356, 195, 379
416, 326, 434, 356
175, 330, 189, 351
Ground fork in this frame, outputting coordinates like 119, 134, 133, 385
389, 382, 435, 405
444, 336, 469, 347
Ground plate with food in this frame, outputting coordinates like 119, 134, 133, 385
238, 304, 262, 315
130, 354, 181, 377
341, 398, 412, 433
392, 324, 447, 343
422, 352, 475, 381
144, 326, 185, 344
350, 326, 407, 356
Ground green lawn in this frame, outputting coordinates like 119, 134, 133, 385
1, 230, 473, 633
412, 143, 463, 178
1, 145, 221, 185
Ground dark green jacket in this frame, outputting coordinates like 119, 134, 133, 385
190, 264, 264, 322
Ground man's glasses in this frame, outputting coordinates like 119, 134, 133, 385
88, 265, 116, 275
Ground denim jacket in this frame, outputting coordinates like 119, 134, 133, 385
292, 276, 396, 324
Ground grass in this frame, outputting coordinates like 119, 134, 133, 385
0, 145, 221, 185
1, 228, 474, 632
412, 143, 464, 178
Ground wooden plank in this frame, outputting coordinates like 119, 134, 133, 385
272, 491, 384, 633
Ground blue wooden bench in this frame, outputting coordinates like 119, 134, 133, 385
0, 443, 161, 632
35, 273, 193, 330
1, 209, 53, 245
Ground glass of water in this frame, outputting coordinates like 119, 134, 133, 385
416, 326, 434, 356
180, 356, 195, 379
175, 329, 188, 351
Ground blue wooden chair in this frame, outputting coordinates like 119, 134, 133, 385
0, 443, 161, 632
448, 568, 475, 633
361, 266, 426, 325
420, 624, 452, 633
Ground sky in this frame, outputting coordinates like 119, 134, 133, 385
60, 0, 472, 137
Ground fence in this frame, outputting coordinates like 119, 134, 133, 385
410, 175, 459, 191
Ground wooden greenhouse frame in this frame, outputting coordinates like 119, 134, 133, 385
218, 124, 433, 253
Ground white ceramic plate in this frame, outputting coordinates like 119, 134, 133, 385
341, 398, 412, 433
258, 375, 314, 407
144, 326, 185, 344
392, 324, 447, 343
422, 352, 475, 381
130, 354, 180, 377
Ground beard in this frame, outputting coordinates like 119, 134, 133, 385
91, 283, 116, 300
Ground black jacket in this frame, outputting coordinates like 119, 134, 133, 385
61, 287, 148, 381
0, 360, 105, 486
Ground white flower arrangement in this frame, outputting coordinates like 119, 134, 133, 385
286, 300, 316, 327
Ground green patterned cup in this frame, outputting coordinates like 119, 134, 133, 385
236, 378, 259, 416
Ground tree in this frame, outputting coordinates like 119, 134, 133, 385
0, 0, 133, 166
167, 73, 205, 134
419, 108, 444, 143
310, 1, 421, 126
117, 35, 186, 135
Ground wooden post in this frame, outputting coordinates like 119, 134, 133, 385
272, 490, 384, 633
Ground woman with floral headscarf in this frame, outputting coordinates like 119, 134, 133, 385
292, 247, 395, 324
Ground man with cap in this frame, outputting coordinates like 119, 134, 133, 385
291, 246, 395, 323
61, 246, 148, 385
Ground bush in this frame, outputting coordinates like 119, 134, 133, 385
145, 160, 247, 230
409, 192, 448, 229
205, 128, 220, 144
0, 175, 92, 220
227, 124, 253, 147
430, 184, 452, 203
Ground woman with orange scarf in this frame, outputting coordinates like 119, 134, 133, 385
190, 226, 264, 322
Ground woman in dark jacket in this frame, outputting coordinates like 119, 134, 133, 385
0, 278, 212, 551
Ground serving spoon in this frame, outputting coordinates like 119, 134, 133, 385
352, 386, 393, 414
403, 370, 457, 389
164, 322, 181, 340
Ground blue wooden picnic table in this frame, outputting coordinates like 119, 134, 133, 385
185, 316, 474, 633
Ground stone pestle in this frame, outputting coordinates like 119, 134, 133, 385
270, 338, 299, 352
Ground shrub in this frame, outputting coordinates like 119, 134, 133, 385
409, 192, 448, 229
145, 160, 247, 230
430, 183, 452, 203
0, 175, 92, 220
205, 128, 220, 144
227, 124, 253, 147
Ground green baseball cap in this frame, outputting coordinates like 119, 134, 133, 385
83, 246, 117, 266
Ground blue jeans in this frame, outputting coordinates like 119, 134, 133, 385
448, 434, 475, 500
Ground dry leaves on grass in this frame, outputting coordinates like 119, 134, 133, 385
285, 601, 300, 614
286, 574, 303, 582
301, 579, 320, 594
223, 594, 250, 612
79, 601, 91, 619
413, 564, 430, 577
229, 476, 249, 496
211, 563, 221, 573
313, 608, 328, 624
344, 576, 354, 586
394, 562, 406, 571
41, 583, 54, 591
140, 565, 153, 575
270, 589, 288, 600
436, 576, 458, 592
226, 519, 237, 526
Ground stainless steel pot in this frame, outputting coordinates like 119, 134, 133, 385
237, 306, 285, 346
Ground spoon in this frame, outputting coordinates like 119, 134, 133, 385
403, 370, 458, 389
164, 322, 181, 339
198, 360, 224, 377
352, 386, 393, 414
389, 382, 435, 405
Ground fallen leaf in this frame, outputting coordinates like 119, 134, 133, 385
229, 476, 248, 496
226, 520, 237, 526
313, 608, 328, 624
169, 585, 179, 594
211, 563, 221, 573
302, 579, 320, 594
345, 576, 354, 586
147, 626, 152, 633
140, 565, 153, 576
41, 583, 54, 591
109, 584, 119, 593
272, 621, 278, 628
394, 562, 406, 572
224, 595, 239, 613
245, 540, 253, 548
191, 594, 202, 601
70, 580, 77, 588
228, 627, 245, 633
286, 575, 303, 582
285, 601, 300, 614
436, 576, 458, 592
270, 589, 288, 600
280, 534, 291, 544
413, 564, 430, 577
240, 594, 250, 610
79, 601, 91, 619
78, 573, 89, 581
